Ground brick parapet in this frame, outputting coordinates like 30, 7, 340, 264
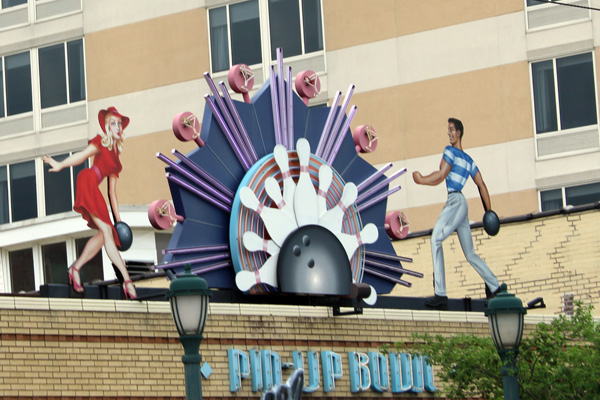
392, 209, 600, 315
0, 299, 553, 399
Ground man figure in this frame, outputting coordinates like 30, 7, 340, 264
413, 118, 500, 309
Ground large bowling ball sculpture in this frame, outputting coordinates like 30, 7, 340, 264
277, 225, 352, 296
150, 50, 422, 305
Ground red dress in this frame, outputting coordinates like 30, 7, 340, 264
73, 135, 122, 246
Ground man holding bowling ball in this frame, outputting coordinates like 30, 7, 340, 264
413, 118, 500, 309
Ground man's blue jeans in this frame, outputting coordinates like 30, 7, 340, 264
431, 192, 499, 296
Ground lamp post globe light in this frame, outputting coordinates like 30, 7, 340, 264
484, 283, 527, 400
166, 264, 212, 400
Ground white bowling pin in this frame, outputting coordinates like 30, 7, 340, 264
240, 186, 295, 246
235, 255, 278, 291
317, 164, 333, 218
318, 182, 358, 233
243, 231, 280, 255
363, 285, 378, 306
264, 177, 297, 223
294, 138, 319, 226
334, 223, 379, 260
273, 145, 296, 212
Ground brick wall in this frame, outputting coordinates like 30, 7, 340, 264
391, 208, 600, 315
0, 298, 549, 399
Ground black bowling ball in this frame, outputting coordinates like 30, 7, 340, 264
277, 225, 352, 296
483, 210, 500, 236
115, 221, 133, 251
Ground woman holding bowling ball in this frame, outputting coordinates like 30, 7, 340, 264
42, 107, 137, 299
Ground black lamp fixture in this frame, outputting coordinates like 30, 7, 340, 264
166, 264, 212, 400
485, 283, 527, 400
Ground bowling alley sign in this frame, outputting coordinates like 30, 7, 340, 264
149, 49, 422, 303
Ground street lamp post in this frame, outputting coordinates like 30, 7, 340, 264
166, 264, 212, 400
485, 283, 527, 400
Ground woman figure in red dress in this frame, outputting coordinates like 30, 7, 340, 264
42, 107, 137, 299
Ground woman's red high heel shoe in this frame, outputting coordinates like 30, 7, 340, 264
122, 280, 137, 300
68, 265, 84, 293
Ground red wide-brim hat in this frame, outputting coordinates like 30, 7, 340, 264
98, 106, 130, 133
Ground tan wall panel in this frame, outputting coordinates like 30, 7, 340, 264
325, 0, 523, 51
117, 130, 196, 206
401, 189, 538, 232
323, 0, 397, 51
347, 86, 404, 166
395, 0, 523, 37
86, 10, 209, 100
398, 62, 533, 161
346, 62, 533, 164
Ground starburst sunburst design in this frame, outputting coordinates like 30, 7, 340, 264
149, 49, 423, 302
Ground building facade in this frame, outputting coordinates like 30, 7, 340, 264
0, 0, 599, 300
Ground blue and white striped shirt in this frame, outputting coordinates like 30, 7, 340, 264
443, 146, 479, 193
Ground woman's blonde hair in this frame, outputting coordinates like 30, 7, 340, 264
100, 114, 125, 153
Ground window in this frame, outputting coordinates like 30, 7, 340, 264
9, 247, 34, 293
531, 53, 597, 134
4, 237, 104, 293
1, 0, 26, 9
0, 153, 88, 225
42, 242, 68, 285
75, 237, 104, 283
540, 182, 600, 211
10, 160, 37, 222
38, 39, 86, 109
208, 0, 324, 73
0, 39, 86, 132
1, 51, 33, 117
0, 166, 7, 224
268, 0, 323, 60
526, 0, 554, 6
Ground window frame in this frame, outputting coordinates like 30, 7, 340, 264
0, 49, 34, 120
0, 0, 83, 33
525, 0, 591, 32
0, 37, 88, 141
529, 51, 600, 160
0, 234, 95, 293
0, 151, 87, 225
207, 0, 326, 78
538, 181, 600, 211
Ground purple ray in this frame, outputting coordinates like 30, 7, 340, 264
315, 91, 341, 157
364, 267, 412, 287
172, 149, 234, 199
218, 82, 258, 164
157, 153, 232, 205
326, 105, 357, 164
365, 259, 424, 278
356, 185, 401, 213
204, 95, 251, 170
286, 66, 294, 149
269, 66, 283, 146
155, 252, 230, 270
357, 168, 406, 204
276, 48, 288, 149
356, 163, 393, 192
190, 260, 232, 276
322, 84, 354, 159
365, 249, 413, 263
166, 172, 231, 213
205, 73, 253, 165
163, 244, 229, 255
